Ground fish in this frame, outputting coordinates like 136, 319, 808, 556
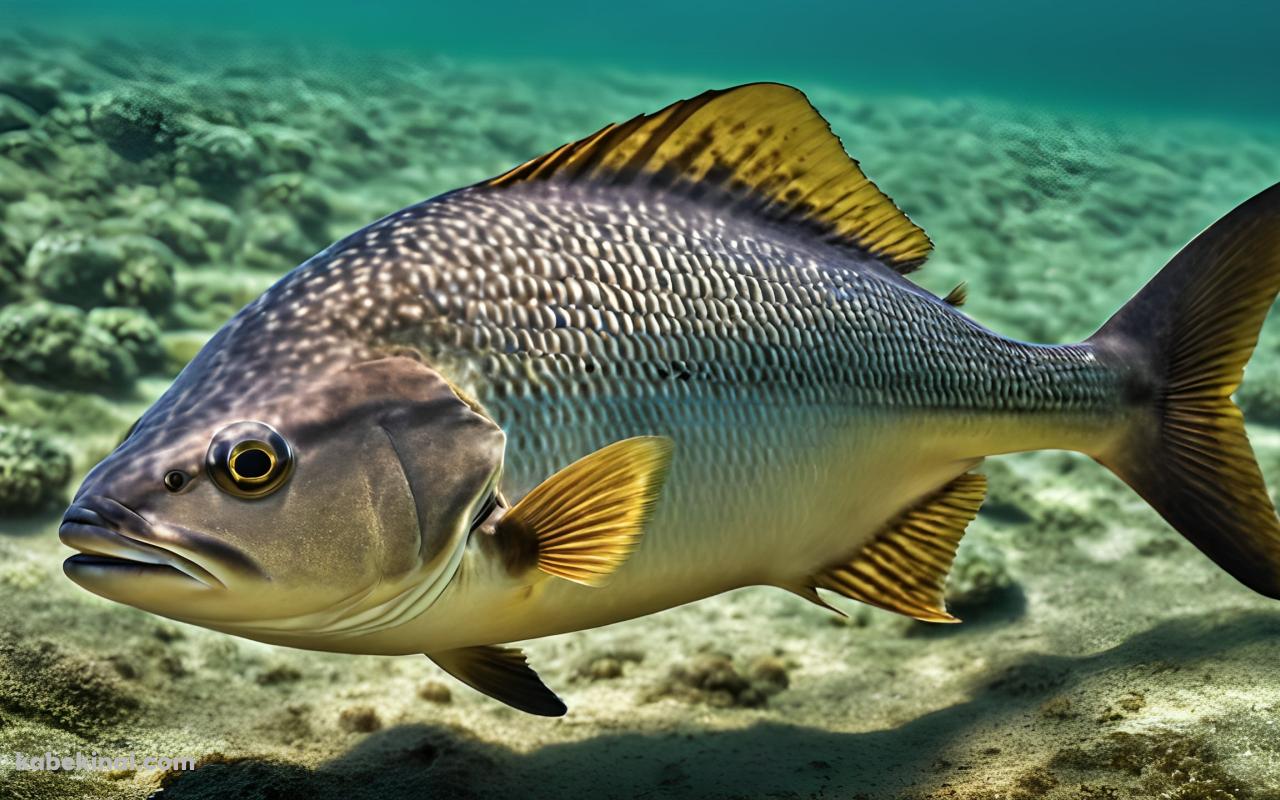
60, 83, 1280, 716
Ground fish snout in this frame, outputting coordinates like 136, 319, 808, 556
59, 495, 252, 591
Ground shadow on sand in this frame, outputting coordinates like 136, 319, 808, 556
154, 609, 1280, 800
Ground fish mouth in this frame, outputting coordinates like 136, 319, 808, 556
59, 498, 229, 590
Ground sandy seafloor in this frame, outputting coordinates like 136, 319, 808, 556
2, 30, 1280, 800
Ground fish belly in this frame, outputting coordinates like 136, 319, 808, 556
476, 403, 990, 642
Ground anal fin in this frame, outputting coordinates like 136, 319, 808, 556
812, 472, 987, 623
426, 645, 566, 717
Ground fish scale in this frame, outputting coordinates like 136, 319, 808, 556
369, 182, 1123, 485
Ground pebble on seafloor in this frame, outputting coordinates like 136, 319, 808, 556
646, 652, 791, 708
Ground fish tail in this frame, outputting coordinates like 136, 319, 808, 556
1087, 182, 1280, 598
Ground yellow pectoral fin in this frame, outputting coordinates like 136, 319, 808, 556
811, 472, 988, 623
496, 436, 674, 587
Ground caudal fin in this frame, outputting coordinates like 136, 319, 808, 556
1088, 183, 1280, 598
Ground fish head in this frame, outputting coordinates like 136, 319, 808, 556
60, 353, 506, 641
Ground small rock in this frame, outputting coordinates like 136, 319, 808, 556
0, 300, 137, 389
338, 705, 382, 733
0, 95, 37, 134
87, 307, 165, 372
0, 224, 27, 301
240, 212, 317, 270
107, 655, 141, 681
153, 625, 184, 643
159, 655, 188, 679
650, 652, 787, 708
250, 123, 318, 173
147, 198, 238, 264
1039, 696, 1076, 720
177, 123, 261, 193
256, 665, 303, 686
26, 231, 174, 314
88, 88, 189, 162
417, 681, 453, 704
0, 69, 63, 113
0, 423, 72, 513
946, 537, 1017, 614
746, 656, 790, 693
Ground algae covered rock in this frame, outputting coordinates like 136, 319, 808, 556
24, 232, 117, 307
250, 122, 318, 173
0, 68, 64, 114
26, 231, 175, 313
88, 86, 189, 161
256, 172, 333, 237
946, 537, 1019, 617
241, 211, 319, 271
177, 122, 262, 193
87, 306, 165, 371
102, 234, 178, 313
0, 223, 26, 301
148, 197, 239, 264
0, 300, 137, 389
648, 652, 790, 708
0, 94, 37, 133
0, 423, 72, 512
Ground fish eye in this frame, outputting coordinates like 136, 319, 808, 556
206, 421, 294, 499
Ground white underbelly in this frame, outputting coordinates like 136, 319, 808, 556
420, 408, 992, 649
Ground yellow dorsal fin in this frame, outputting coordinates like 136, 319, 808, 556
496, 436, 673, 586
814, 472, 987, 622
486, 83, 933, 273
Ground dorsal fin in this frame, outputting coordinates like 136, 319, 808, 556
813, 472, 987, 622
943, 282, 968, 306
486, 83, 932, 273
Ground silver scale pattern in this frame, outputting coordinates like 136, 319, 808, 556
131, 179, 1122, 519
359, 181, 1118, 495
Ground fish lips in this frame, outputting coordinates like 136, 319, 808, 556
59, 497, 258, 594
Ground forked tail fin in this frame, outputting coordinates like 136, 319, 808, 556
1088, 183, 1280, 598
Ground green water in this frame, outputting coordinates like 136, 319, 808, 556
6, 0, 1280, 122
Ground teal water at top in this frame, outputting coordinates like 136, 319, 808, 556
5, 0, 1279, 124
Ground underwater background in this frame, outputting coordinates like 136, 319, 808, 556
1, 2, 1279, 798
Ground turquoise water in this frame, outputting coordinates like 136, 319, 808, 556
6, 0, 1280, 123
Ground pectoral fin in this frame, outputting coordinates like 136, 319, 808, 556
496, 436, 673, 587
426, 645, 566, 717
807, 472, 987, 623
